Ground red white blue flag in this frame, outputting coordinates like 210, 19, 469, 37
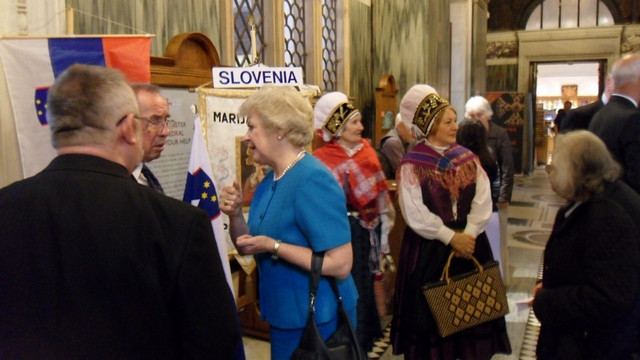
0, 36, 150, 177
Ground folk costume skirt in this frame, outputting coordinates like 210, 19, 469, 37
390, 227, 512, 360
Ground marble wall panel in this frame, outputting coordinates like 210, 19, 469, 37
348, 0, 375, 139
372, 0, 450, 102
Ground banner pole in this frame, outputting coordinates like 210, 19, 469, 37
66, 6, 74, 35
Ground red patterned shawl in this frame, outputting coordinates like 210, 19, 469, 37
313, 139, 389, 227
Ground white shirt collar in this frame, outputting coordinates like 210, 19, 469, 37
425, 139, 450, 155
338, 140, 363, 157
132, 163, 145, 185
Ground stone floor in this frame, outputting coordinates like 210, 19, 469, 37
242, 165, 563, 359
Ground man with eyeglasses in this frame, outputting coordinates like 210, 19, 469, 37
131, 83, 170, 193
0, 64, 243, 358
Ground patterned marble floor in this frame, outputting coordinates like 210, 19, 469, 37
242, 165, 564, 360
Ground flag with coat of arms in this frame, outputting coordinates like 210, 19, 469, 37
0, 36, 151, 177
183, 114, 234, 297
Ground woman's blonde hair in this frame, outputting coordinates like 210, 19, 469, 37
238, 85, 313, 147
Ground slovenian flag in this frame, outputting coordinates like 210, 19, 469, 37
0, 36, 151, 177
183, 114, 234, 297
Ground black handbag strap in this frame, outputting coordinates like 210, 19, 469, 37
309, 251, 324, 311
310, 252, 343, 311
298, 252, 363, 360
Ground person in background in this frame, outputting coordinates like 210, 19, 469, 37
589, 53, 640, 194
531, 130, 640, 359
130, 83, 170, 193
456, 119, 499, 209
0, 64, 242, 359
553, 100, 572, 133
464, 96, 515, 282
219, 86, 358, 360
458, 117, 505, 277
561, 75, 614, 132
390, 85, 511, 360
464, 95, 514, 210
378, 113, 417, 179
313, 91, 395, 353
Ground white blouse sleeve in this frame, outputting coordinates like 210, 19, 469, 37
378, 191, 395, 254
397, 160, 493, 244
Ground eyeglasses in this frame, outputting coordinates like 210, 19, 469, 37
135, 115, 170, 129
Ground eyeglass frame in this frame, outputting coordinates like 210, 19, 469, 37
134, 114, 170, 130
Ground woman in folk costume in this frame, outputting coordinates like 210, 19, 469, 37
312, 92, 395, 353
389, 85, 511, 360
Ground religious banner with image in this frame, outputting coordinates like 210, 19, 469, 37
195, 84, 320, 278
197, 85, 320, 192
485, 92, 526, 173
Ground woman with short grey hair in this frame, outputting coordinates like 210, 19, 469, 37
532, 130, 640, 359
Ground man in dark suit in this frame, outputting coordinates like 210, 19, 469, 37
589, 53, 640, 194
0, 64, 243, 359
553, 100, 572, 133
131, 83, 170, 193
561, 75, 614, 132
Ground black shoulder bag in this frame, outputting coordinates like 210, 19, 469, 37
290, 252, 363, 360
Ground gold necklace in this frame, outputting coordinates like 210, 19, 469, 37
274, 149, 306, 181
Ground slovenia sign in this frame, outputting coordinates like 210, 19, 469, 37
212, 64, 303, 88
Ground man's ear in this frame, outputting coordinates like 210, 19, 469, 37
117, 113, 139, 145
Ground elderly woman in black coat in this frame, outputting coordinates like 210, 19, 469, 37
531, 130, 640, 359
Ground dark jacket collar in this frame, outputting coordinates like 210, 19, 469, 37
43, 154, 130, 179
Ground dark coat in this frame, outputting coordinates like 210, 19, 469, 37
560, 99, 604, 132
589, 95, 640, 193
533, 180, 640, 360
487, 122, 515, 203
0, 154, 241, 359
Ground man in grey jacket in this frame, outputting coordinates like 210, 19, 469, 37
465, 96, 515, 208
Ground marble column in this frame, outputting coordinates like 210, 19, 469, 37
450, 0, 490, 122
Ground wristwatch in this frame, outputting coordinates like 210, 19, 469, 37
271, 239, 282, 261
